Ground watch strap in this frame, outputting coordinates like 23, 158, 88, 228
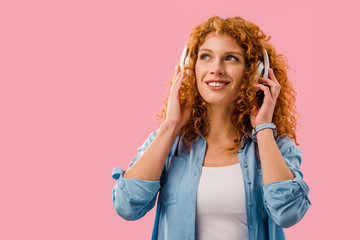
251, 123, 277, 138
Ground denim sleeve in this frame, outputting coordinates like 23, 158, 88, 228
112, 129, 160, 221
262, 137, 311, 228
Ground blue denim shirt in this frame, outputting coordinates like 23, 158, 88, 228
112, 129, 311, 240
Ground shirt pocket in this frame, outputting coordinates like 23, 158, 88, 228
161, 155, 187, 206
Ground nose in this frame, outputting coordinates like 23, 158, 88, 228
210, 59, 225, 76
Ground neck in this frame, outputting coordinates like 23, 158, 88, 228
205, 103, 237, 142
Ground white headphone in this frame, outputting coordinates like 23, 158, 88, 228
179, 44, 270, 80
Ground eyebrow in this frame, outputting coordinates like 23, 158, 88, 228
198, 48, 244, 58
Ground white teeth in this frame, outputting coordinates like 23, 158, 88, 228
208, 82, 226, 87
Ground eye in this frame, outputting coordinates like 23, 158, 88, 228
226, 55, 239, 61
199, 54, 210, 60
198, 53, 239, 61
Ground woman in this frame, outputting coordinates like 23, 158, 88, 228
112, 16, 311, 240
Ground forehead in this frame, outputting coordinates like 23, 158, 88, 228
199, 32, 243, 52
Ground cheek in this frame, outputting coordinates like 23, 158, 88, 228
196, 77, 202, 91
195, 62, 206, 78
195, 64, 200, 79
235, 68, 245, 81
231, 70, 245, 88
195, 66, 203, 86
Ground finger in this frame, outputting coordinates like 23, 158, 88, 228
174, 64, 180, 74
254, 83, 272, 99
171, 65, 182, 90
258, 78, 275, 87
174, 66, 184, 83
268, 68, 280, 85
174, 71, 184, 88
258, 77, 280, 97
171, 70, 184, 95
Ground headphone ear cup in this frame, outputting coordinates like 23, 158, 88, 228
256, 49, 270, 80
262, 49, 270, 79
256, 60, 265, 80
180, 45, 189, 71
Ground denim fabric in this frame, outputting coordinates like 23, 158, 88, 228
112, 129, 311, 240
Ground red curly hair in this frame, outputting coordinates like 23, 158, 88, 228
156, 16, 299, 151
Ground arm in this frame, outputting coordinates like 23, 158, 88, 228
123, 122, 179, 181
112, 65, 190, 220
123, 64, 190, 181
256, 128, 294, 185
258, 134, 311, 228
251, 68, 311, 227
112, 123, 178, 221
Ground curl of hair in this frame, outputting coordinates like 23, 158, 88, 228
156, 16, 299, 152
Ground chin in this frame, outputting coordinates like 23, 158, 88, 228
202, 98, 235, 107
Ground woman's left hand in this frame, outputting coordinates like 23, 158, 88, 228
250, 68, 281, 128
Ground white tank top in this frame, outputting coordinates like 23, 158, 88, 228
195, 163, 249, 240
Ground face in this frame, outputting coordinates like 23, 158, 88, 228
195, 32, 246, 107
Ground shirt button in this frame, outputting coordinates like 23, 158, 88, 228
243, 164, 248, 168
248, 202, 253, 207
247, 180, 251, 184
249, 224, 253, 229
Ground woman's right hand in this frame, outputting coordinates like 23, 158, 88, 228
164, 65, 191, 132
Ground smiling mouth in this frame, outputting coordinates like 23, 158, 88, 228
206, 82, 230, 87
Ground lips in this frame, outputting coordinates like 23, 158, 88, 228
204, 79, 230, 90
205, 79, 230, 84
204, 79, 230, 87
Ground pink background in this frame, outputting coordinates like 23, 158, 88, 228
1, 0, 359, 239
